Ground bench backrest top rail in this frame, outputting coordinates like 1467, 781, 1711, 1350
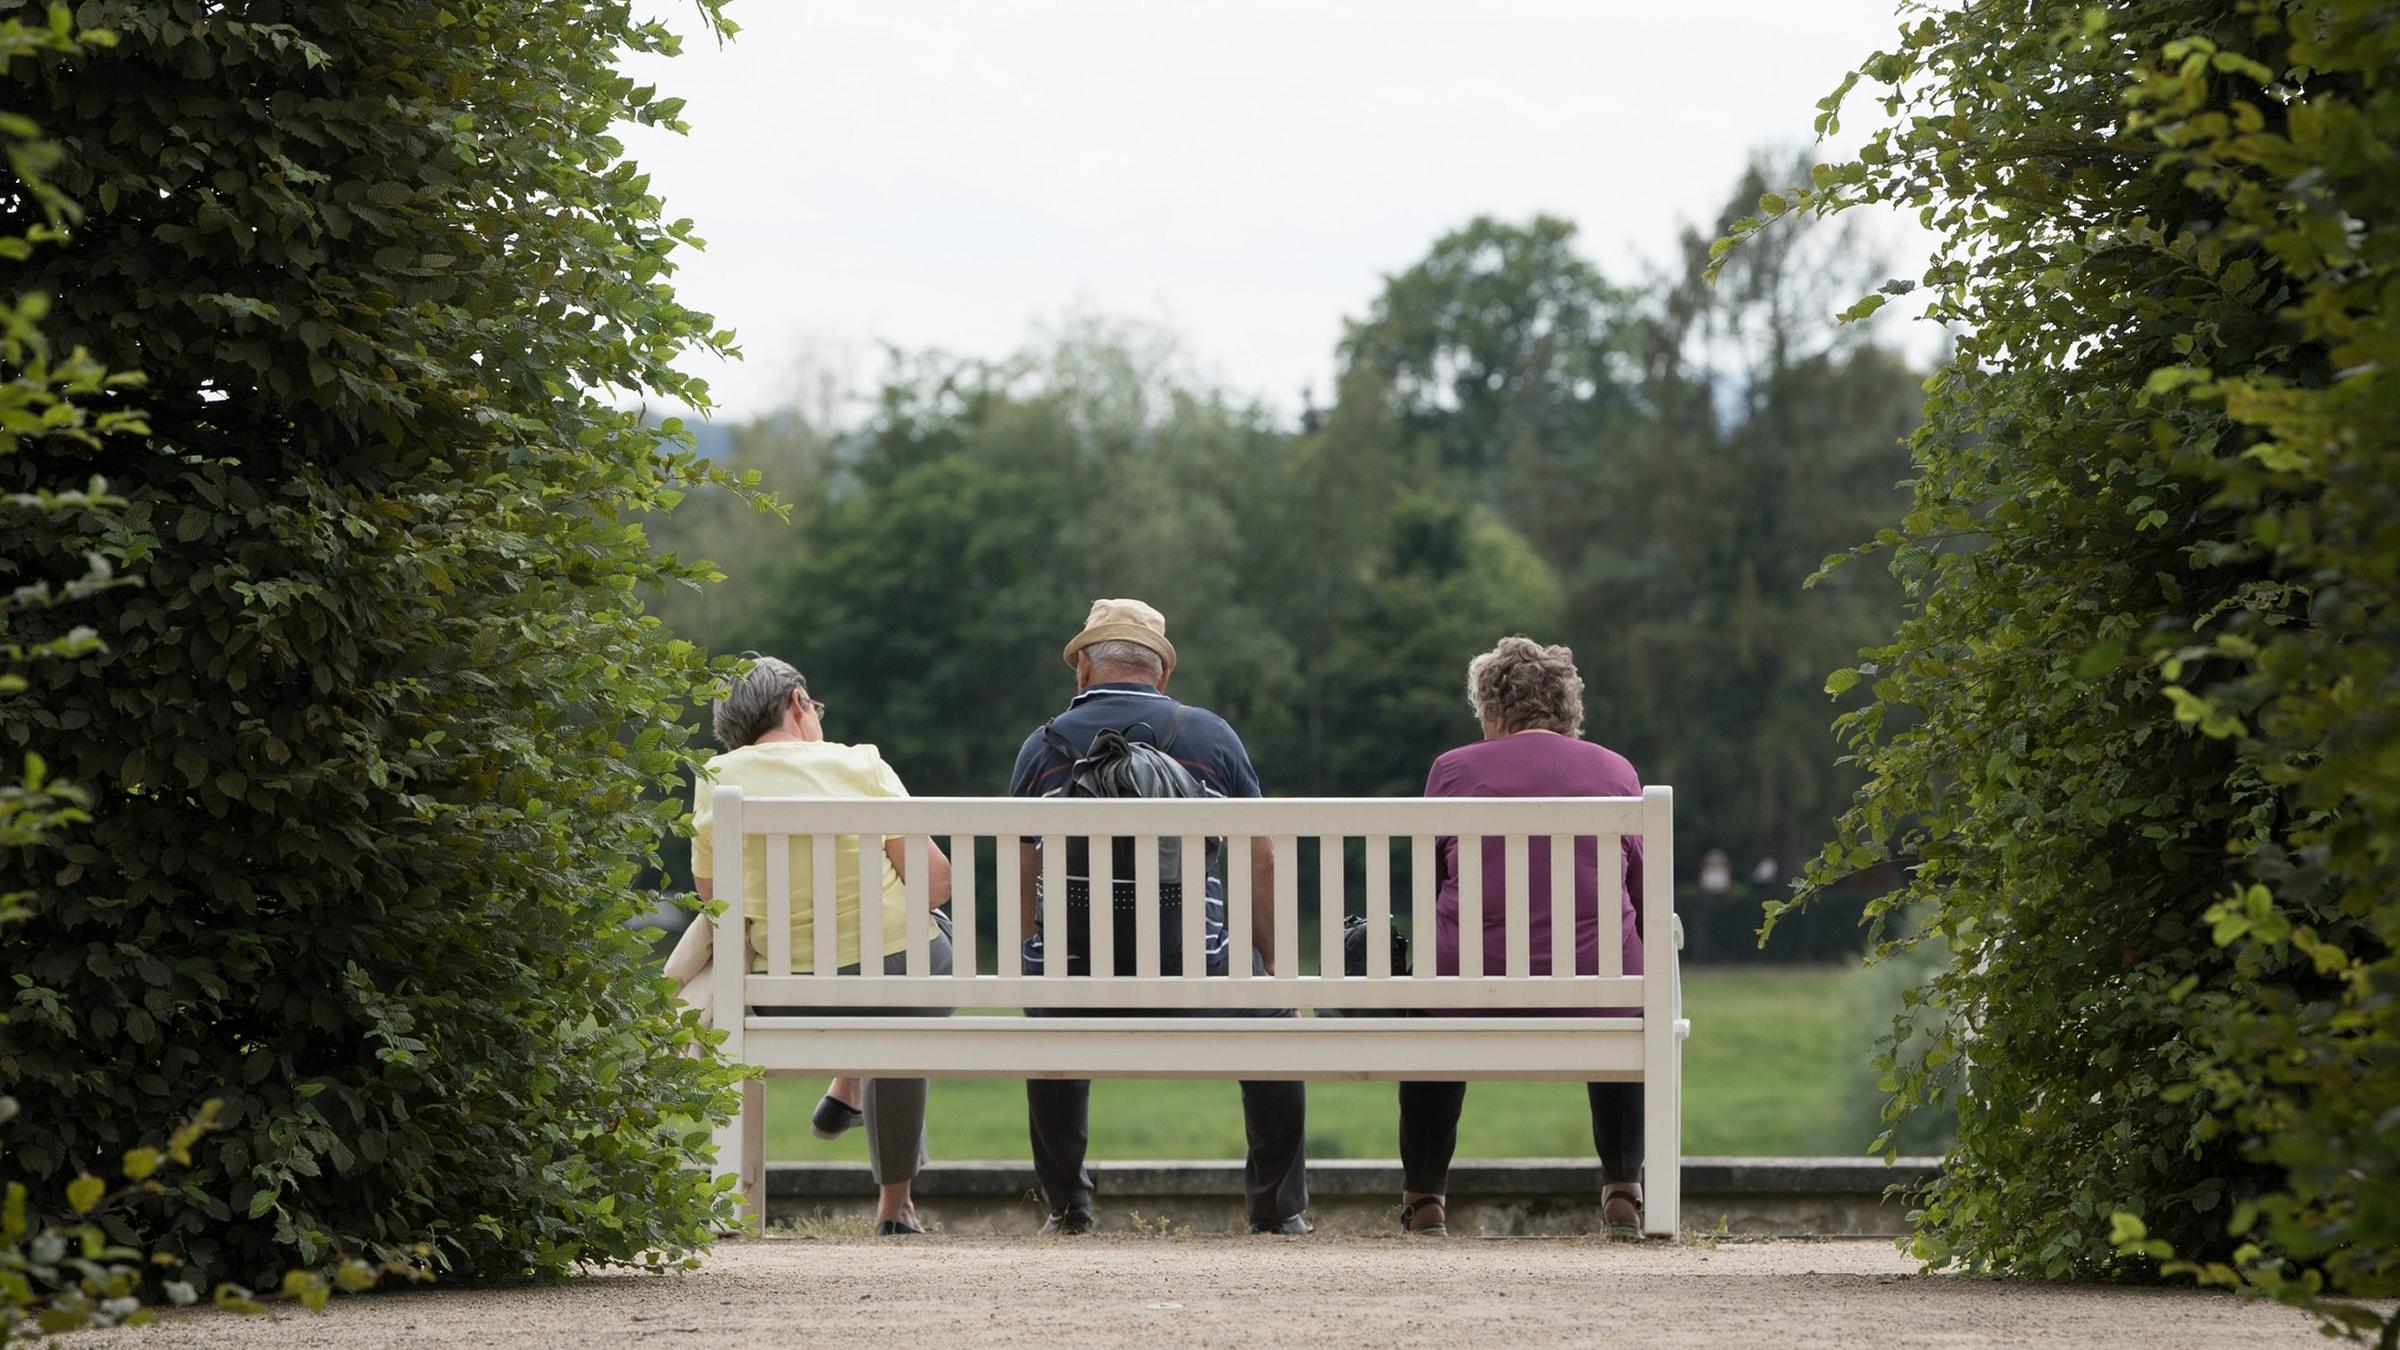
723, 794, 1652, 836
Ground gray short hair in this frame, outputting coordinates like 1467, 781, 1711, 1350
714, 653, 808, 749
1466, 636, 1584, 737
1082, 638, 1165, 682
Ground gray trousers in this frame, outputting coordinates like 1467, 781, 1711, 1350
755, 909, 953, 1185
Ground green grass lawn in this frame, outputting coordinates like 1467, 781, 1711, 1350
763, 965, 1871, 1161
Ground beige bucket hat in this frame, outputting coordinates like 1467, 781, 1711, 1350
1062, 597, 1177, 675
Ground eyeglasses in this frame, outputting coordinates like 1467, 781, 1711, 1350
795, 692, 826, 718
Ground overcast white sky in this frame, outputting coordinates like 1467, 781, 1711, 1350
619, 1, 1912, 423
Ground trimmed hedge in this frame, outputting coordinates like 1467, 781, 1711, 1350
1736, 0, 2397, 1332
1, 1, 750, 1285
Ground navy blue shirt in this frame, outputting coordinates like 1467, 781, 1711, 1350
1009, 683, 1262, 965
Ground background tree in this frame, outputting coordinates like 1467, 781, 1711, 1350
757, 320, 1315, 794
651, 173, 1923, 927
1740, 0, 2397, 1331
1, 0, 751, 1287
1612, 152, 1920, 877
1336, 215, 1638, 569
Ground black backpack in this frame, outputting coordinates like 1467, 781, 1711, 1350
1040, 706, 1204, 888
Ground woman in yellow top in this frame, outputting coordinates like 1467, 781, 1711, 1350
688, 655, 953, 1235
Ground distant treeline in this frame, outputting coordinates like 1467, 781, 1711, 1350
645, 152, 1925, 910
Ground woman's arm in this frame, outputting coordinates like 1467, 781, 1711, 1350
662, 888, 711, 986
1424, 755, 1459, 885
675, 876, 757, 974
873, 756, 950, 907
883, 835, 953, 907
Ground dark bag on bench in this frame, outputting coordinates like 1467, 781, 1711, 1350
1320, 913, 1417, 1018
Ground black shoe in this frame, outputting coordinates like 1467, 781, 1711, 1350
1250, 1214, 1312, 1236
874, 1218, 926, 1236
1040, 1208, 1096, 1235
810, 1095, 864, 1140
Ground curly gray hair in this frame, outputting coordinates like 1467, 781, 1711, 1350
1466, 636, 1585, 737
713, 653, 809, 749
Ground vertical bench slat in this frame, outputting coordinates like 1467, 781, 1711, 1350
1179, 834, 1205, 979
1041, 834, 1068, 980
996, 837, 1022, 977
709, 788, 746, 1028
1549, 833, 1576, 978
1226, 835, 1253, 979
949, 834, 977, 978
1134, 836, 1161, 979
764, 832, 792, 977
1410, 835, 1435, 980
1458, 835, 1483, 980
1594, 834, 1624, 979
1365, 834, 1391, 978
903, 833, 930, 977
811, 833, 838, 978
1272, 834, 1298, 979
856, 835, 884, 977
1504, 834, 1530, 980
1317, 835, 1343, 981
1088, 835, 1115, 978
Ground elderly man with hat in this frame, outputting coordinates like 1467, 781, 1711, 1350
1006, 598, 1311, 1235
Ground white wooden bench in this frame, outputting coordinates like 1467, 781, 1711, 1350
703, 787, 1687, 1236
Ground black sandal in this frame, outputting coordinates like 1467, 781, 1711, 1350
1399, 1197, 1448, 1236
810, 1094, 864, 1140
874, 1218, 925, 1236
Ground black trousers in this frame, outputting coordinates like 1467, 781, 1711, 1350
1397, 1080, 1642, 1195
1022, 899, 1309, 1227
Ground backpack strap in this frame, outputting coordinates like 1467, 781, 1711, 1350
1157, 704, 1194, 753
1039, 718, 1083, 763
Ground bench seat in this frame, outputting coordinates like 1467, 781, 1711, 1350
739, 1014, 1688, 1080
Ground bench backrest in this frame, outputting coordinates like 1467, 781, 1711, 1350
710, 788, 1673, 1017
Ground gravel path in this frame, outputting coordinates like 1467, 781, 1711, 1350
90, 1235, 2331, 1348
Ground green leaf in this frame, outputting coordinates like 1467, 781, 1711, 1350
66, 1174, 105, 1214
2074, 643, 2123, 679
2141, 365, 2212, 397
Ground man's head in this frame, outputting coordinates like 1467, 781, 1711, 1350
1063, 598, 1176, 691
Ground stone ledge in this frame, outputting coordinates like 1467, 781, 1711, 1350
763, 1157, 1940, 1237
766, 1156, 1940, 1199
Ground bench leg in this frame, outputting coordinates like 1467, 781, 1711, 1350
1644, 1037, 1682, 1238
713, 1077, 766, 1233
741, 1077, 767, 1220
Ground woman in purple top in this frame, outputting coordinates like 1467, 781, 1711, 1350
1397, 636, 1648, 1239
